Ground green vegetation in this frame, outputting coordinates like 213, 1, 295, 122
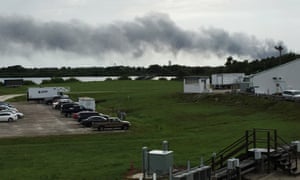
1, 80, 300, 179
1, 53, 299, 77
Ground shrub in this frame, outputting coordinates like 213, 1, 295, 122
65, 77, 80, 83
118, 76, 131, 80
41, 77, 64, 84
23, 80, 36, 85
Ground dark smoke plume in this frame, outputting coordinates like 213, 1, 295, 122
0, 13, 287, 59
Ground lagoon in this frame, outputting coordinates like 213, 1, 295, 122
0, 76, 176, 84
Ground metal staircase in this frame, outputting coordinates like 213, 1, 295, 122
205, 128, 299, 179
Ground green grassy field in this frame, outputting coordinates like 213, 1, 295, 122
1, 80, 300, 179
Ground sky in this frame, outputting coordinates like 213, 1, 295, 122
0, 0, 299, 68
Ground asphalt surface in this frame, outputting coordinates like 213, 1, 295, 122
0, 101, 94, 138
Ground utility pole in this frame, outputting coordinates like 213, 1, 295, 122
274, 45, 284, 57
274, 45, 284, 64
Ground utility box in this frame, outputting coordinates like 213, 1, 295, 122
227, 158, 239, 170
148, 150, 173, 176
78, 97, 95, 111
254, 150, 262, 160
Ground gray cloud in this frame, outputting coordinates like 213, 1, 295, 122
0, 13, 287, 60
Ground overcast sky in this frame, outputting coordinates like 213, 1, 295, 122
0, 0, 299, 67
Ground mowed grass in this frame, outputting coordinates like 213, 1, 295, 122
1, 80, 300, 179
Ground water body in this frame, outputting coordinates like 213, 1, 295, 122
0, 76, 176, 84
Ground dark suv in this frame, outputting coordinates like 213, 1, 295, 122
73, 111, 101, 122
62, 105, 93, 117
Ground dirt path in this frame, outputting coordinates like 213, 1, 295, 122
0, 94, 24, 101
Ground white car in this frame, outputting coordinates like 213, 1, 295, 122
15, 112, 24, 119
0, 111, 18, 122
0, 105, 18, 112
0, 110, 24, 119
282, 90, 300, 101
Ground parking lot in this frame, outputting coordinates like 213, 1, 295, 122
0, 102, 93, 138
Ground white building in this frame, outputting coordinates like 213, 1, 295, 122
211, 73, 245, 89
251, 59, 300, 94
183, 76, 211, 93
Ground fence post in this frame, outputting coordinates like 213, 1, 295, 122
267, 131, 271, 173
274, 129, 278, 151
212, 153, 216, 172
253, 129, 257, 149
220, 155, 224, 167
245, 130, 249, 154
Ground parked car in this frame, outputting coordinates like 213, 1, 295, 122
0, 105, 18, 112
62, 105, 93, 117
91, 117, 131, 131
80, 116, 108, 127
44, 95, 69, 105
0, 111, 18, 122
1, 110, 24, 119
73, 111, 103, 122
282, 90, 300, 101
52, 98, 73, 109
0, 101, 14, 107
60, 102, 79, 114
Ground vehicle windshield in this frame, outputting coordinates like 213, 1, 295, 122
292, 91, 300, 95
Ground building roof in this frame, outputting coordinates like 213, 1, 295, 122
184, 76, 209, 79
212, 73, 244, 75
254, 58, 300, 77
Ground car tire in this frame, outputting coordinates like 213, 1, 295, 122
122, 125, 129, 130
8, 118, 13, 122
98, 126, 104, 131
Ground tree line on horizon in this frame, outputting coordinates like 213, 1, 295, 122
0, 53, 299, 78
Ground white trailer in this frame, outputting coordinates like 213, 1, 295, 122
183, 76, 212, 93
78, 97, 96, 111
211, 73, 245, 89
27, 87, 70, 101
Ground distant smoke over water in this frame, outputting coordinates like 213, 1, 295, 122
0, 13, 287, 63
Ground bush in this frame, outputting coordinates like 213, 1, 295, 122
65, 77, 80, 83
158, 77, 167, 81
23, 80, 36, 85
118, 76, 131, 80
41, 77, 65, 84
105, 78, 113, 81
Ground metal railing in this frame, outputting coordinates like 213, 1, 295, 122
206, 128, 298, 174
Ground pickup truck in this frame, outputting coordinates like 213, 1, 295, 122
91, 117, 131, 131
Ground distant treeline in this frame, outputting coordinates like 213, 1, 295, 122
1, 53, 299, 78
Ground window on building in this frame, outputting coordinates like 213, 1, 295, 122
185, 78, 199, 84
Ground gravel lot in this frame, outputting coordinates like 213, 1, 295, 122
0, 101, 94, 138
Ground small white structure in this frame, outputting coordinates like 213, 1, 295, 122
78, 97, 96, 111
211, 73, 245, 89
251, 59, 300, 94
183, 76, 211, 93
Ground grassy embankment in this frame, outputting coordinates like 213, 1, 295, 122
0, 80, 300, 179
